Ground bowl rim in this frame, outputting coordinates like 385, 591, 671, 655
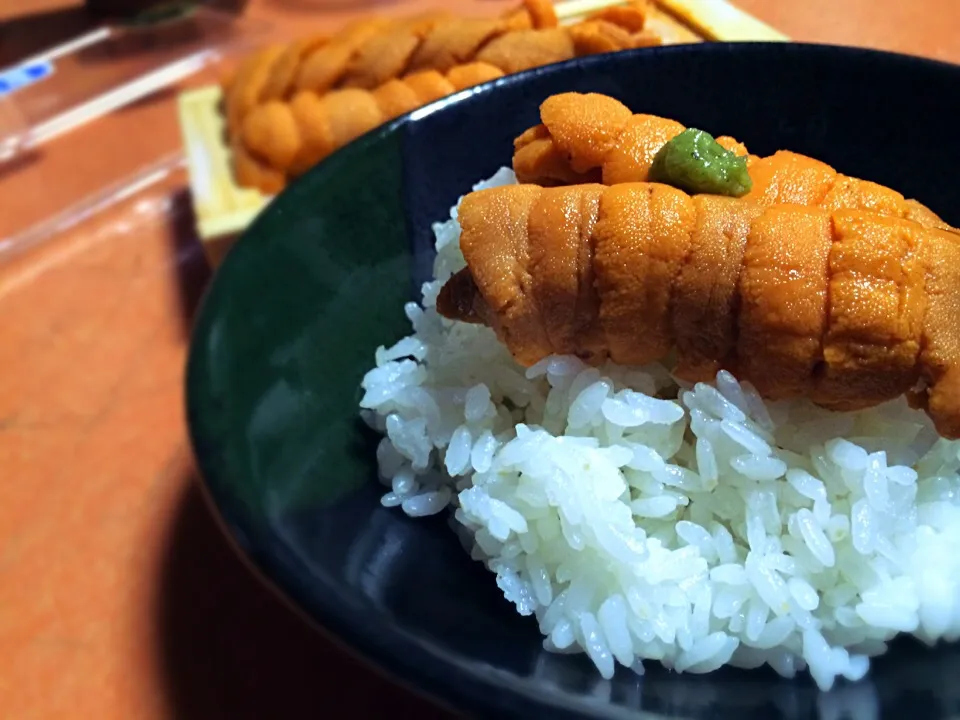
185, 41, 960, 719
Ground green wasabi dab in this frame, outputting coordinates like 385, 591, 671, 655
648, 128, 752, 197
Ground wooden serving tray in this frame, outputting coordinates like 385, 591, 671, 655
177, 0, 787, 265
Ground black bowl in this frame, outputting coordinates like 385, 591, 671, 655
186, 43, 960, 719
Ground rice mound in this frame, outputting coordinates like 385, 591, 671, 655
358, 168, 960, 690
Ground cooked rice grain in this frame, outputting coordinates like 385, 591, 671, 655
358, 168, 960, 690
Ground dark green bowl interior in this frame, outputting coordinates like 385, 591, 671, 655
187, 44, 960, 719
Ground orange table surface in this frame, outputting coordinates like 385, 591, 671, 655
1, 1, 958, 718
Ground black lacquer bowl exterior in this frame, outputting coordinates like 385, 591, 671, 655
187, 43, 960, 719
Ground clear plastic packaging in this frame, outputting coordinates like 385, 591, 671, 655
0, 4, 267, 262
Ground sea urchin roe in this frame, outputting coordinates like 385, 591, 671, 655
649, 128, 752, 197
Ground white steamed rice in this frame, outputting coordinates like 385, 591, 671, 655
358, 167, 960, 690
